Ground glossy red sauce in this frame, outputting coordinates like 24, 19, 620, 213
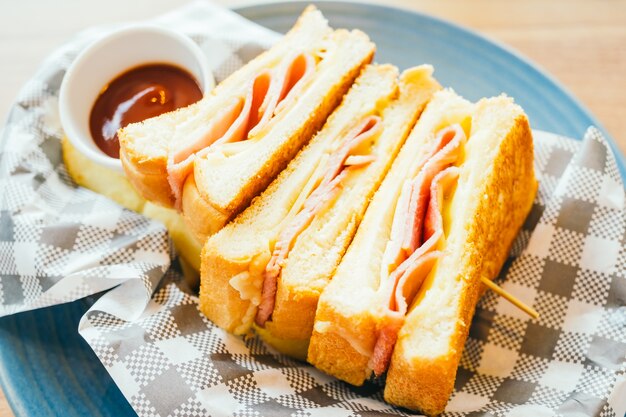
89, 63, 202, 158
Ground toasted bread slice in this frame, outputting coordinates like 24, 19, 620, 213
61, 137, 202, 283
182, 28, 376, 241
119, 6, 333, 207
120, 6, 376, 248
308, 90, 537, 415
199, 64, 441, 346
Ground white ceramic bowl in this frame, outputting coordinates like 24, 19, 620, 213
59, 25, 213, 172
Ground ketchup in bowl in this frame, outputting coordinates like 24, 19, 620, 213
89, 64, 202, 158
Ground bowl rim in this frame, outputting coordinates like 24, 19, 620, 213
59, 23, 213, 172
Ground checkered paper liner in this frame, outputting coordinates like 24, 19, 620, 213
0, 1, 625, 416
0, 1, 278, 317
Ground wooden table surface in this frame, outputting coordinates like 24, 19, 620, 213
0, 1, 624, 415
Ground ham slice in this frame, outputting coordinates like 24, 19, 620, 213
323, 116, 381, 184
379, 125, 465, 278
167, 97, 245, 208
369, 313, 403, 377
369, 124, 466, 376
255, 116, 382, 327
166, 52, 315, 210
401, 124, 466, 254
256, 170, 348, 326
251, 53, 316, 137
392, 167, 460, 313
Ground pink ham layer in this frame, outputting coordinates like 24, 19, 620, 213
369, 124, 466, 376
166, 53, 316, 210
255, 115, 382, 327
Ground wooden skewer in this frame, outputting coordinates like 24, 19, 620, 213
481, 277, 539, 319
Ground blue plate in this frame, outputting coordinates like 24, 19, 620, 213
1, 2, 624, 416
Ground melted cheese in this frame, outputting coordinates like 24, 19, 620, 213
314, 320, 374, 357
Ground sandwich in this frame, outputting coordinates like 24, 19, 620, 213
307, 89, 537, 415
118, 6, 375, 242
199, 64, 441, 357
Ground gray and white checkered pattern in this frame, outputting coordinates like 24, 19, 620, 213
0, 54, 171, 316
0, 1, 277, 317
1, 1, 625, 416
77, 129, 626, 417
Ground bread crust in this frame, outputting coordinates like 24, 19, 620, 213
384, 109, 537, 416
181, 173, 230, 243
200, 236, 259, 333
120, 151, 174, 207
308, 299, 376, 384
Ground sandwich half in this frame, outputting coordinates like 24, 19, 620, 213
199, 64, 441, 357
308, 89, 537, 415
119, 6, 375, 242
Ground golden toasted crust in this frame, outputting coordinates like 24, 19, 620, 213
265, 283, 324, 341
308, 302, 376, 385
181, 173, 230, 243
262, 66, 441, 346
120, 151, 174, 207
200, 237, 256, 334
384, 111, 537, 416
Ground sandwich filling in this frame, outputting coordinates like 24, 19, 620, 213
255, 115, 383, 327
369, 124, 466, 376
167, 52, 317, 209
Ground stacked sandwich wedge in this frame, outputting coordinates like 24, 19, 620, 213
200, 64, 441, 356
118, 6, 375, 242
308, 89, 537, 415
103, 5, 539, 415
